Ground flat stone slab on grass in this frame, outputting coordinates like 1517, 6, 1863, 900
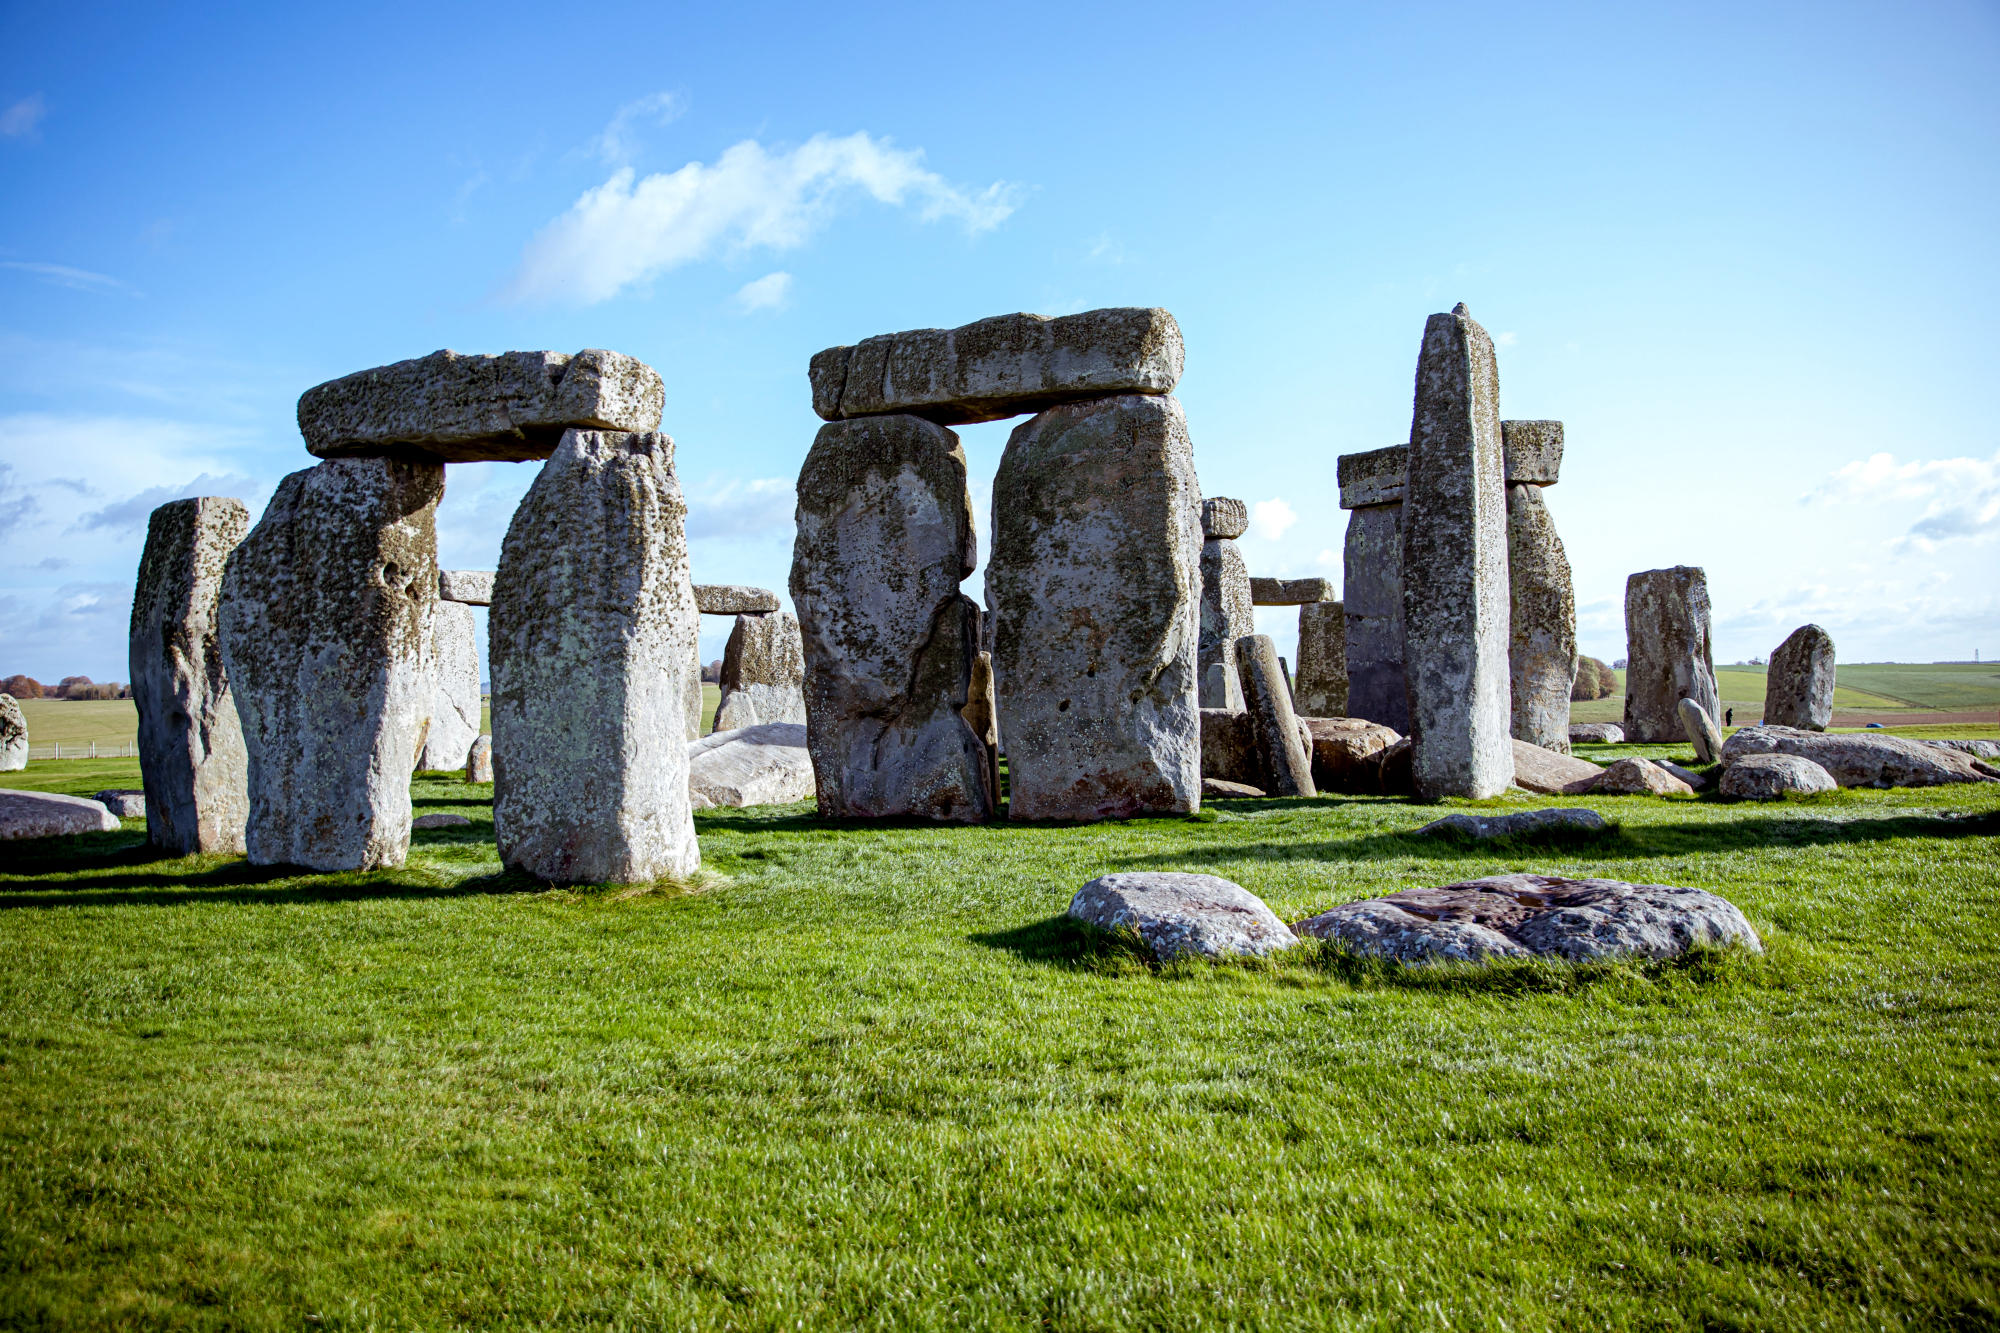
688, 722, 815, 809
412, 813, 472, 829
1719, 753, 1837, 799
1417, 808, 1608, 840
1509, 740, 1604, 795
1295, 873, 1761, 964
1569, 723, 1624, 744
0, 790, 121, 840
1069, 872, 1296, 962
93, 789, 146, 818
1720, 725, 1998, 788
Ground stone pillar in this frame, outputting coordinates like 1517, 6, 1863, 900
961, 650, 1003, 808
989, 394, 1202, 820
129, 497, 250, 854
1294, 601, 1347, 718
220, 459, 444, 871
1501, 419, 1576, 754
1338, 445, 1408, 732
1402, 304, 1512, 800
1765, 624, 1835, 730
1197, 497, 1254, 710
0, 694, 25, 772
1236, 635, 1315, 797
712, 611, 808, 732
418, 599, 482, 770
1623, 566, 1720, 743
490, 430, 701, 884
789, 414, 993, 822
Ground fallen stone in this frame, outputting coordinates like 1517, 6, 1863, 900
1623, 566, 1720, 743
1418, 807, 1608, 840
1678, 698, 1724, 765
1563, 757, 1695, 796
0, 694, 24, 772
465, 734, 493, 783
412, 812, 472, 829
1198, 524, 1254, 710
1236, 635, 1316, 798
1506, 481, 1576, 753
89, 789, 145, 818
1293, 602, 1348, 718
1719, 753, 1837, 799
1068, 872, 1296, 961
438, 569, 494, 605
1765, 624, 1836, 731
1921, 738, 2000, 760
1299, 716, 1400, 792
1249, 577, 1336, 606
0, 789, 121, 840
1202, 496, 1248, 540
1341, 490, 1408, 732
1501, 419, 1563, 486
299, 349, 664, 463
1510, 739, 1607, 795
694, 584, 782, 615
1295, 873, 1760, 964
1654, 759, 1713, 790
713, 611, 808, 732
687, 722, 816, 808
1720, 725, 1998, 788
1568, 723, 1624, 744
418, 599, 482, 771
1203, 777, 1264, 798
811, 308, 1184, 425
1337, 444, 1406, 509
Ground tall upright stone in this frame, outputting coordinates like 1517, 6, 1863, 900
713, 610, 808, 732
1501, 420, 1575, 754
490, 430, 701, 883
989, 394, 1203, 820
129, 497, 251, 853
418, 599, 482, 770
0, 694, 27, 772
789, 414, 993, 821
1197, 497, 1254, 710
1623, 566, 1720, 743
220, 459, 444, 871
1765, 624, 1836, 731
1401, 304, 1512, 800
1294, 600, 1347, 717
1338, 445, 1408, 732
961, 651, 1003, 808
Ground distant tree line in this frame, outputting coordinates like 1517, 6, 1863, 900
1571, 656, 1617, 701
0, 674, 129, 700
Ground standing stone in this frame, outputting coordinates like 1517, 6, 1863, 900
1339, 445, 1408, 732
490, 430, 701, 884
220, 459, 443, 871
961, 651, 1003, 808
1294, 600, 1347, 717
712, 610, 808, 732
129, 497, 251, 854
418, 599, 482, 770
1505, 483, 1576, 753
1766, 624, 1836, 731
1402, 304, 1512, 799
790, 414, 993, 822
1678, 698, 1724, 764
989, 394, 1202, 821
0, 693, 26, 772
1197, 497, 1254, 710
1235, 635, 1315, 797
1623, 566, 1720, 744
465, 734, 493, 783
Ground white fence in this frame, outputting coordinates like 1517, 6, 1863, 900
27, 742, 140, 761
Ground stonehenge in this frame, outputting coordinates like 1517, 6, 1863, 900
1623, 566, 1720, 743
1235, 635, 1315, 798
419, 597, 483, 771
1766, 624, 1836, 730
1338, 444, 1409, 733
0, 693, 26, 772
1502, 420, 1576, 754
712, 608, 807, 732
1293, 601, 1347, 718
1198, 497, 1254, 710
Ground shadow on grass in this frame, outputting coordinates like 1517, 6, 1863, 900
0, 850, 547, 909
968, 916, 1157, 973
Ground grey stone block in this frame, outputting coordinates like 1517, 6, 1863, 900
1249, 577, 1336, 606
1501, 419, 1563, 486
694, 584, 782, 615
1337, 445, 1407, 509
1764, 623, 1835, 731
1623, 566, 1720, 744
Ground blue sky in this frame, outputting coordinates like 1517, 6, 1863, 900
2, 0, 1996, 684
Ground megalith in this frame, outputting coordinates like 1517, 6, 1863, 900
1402, 304, 1512, 799
1236, 634, 1315, 797
0, 694, 26, 772
220, 458, 444, 871
713, 610, 808, 732
1501, 420, 1576, 754
962, 651, 1003, 808
1294, 600, 1347, 717
1623, 566, 1720, 743
1338, 444, 1408, 732
1197, 496, 1254, 710
129, 497, 250, 853
490, 429, 701, 884
789, 413, 993, 821
1765, 624, 1835, 731
418, 597, 482, 770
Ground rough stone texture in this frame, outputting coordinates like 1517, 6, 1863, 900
1402, 305, 1512, 799
418, 599, 482, 770
1296, 873, 1760, 964
0, 789, 121, 839
299, 349, 664, 463
1068, 872, 1296, 961
439, 569, 493, 605
1510, 739, 1607, 795
1236, 635, 1316, 798
490, 430, 701, 884
0, 694, 24, 772
1624, 566, 1720, 743
127, 498, 251, 853
413, 813, 471, 829
960, 651, 1003, 808
1720, 753, 1838, 799
791, 414, 993, 821
1506, 483, 1575, 752
1678, 698, 1724, 765
1655, 759, 1713, 790
1419, 808, 1607, 840
1342, 500, 1408, 732
687, 722, 816, 809
1337, 444, 1407, 509
1765, 624, 1836, 731
1201, 496, 1248, 540
1299, 716, 1399, 793
1569, 723, 1624, 744
1199, 708, 1258, 785
220, 459, 443, 871
1250, 577, 1336, 606
465, 734, 493, 783
94, 790, 147, 818
812, 308, 1184, 426
1294, 601, 1348, 718
989, 395, 1202, 821
1922, 738, 2000, 760
713, 611, 808, 733
1500, 419, 1563, 486
695, 584, 782, 615
1198, 536, 1254, 711
1203, 777, 1264, 798
1720, 725, 1998, 788
1562, 757, 1695, 796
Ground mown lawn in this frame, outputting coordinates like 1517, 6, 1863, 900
0, 759, 1996, 1330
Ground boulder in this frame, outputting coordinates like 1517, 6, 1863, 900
1200, 708, 1259, 785
1198, 526, 1254, 710
1678, 698, 1724, 765
1720, 725, 1998, 788
465, 734, 493, 783
1623, 566, 1720, 743
0, 789, 121, 840
1360, 736, 1416, 795
1509, 739, 1606, 795
1563, 757, 1694, 796
298, 349, 664, 463
811, 308, 1184, 425
1249, 577, 1336, 606
687, 722, 816, 808
989, 395, 1201, 820
712, 611, 808, 732
1202, 777, 1264, 798
694, 584, 782, 615
1654, 759, 1712, 790
490, 430, 701, 884
418, 599, 482, 770
1568, 723, 1624, 744
1337, 444, 1406, 509
93, 790, 147, 818
1068, 872, 1296, 961
1293, 601, 1347, 718
1765, 624, 1836, 731
1341, 491, 1408, 732
220, 458, 443, 871
438, 569, 494, 605
1295, 873, 1760, 964
1501, 419, 1564, 486
1301, 716, 1400, 793
1236, 635, 1315, 797
1720, 753, 1837, 799
1201, 496, 1248, 540
790, 414, 993, 821
1417, 807, 1607, 839
1506, 481, 1576, 752
412, 813, 472, 829
0, 694, 24, 772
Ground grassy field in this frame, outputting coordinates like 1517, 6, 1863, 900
1, 757, 1996, 1329
13, 699, 141, 747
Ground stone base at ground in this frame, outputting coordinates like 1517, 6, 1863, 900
1719, 726, 1998, 788
1200, 709, 1258, 786
688, 723, 816, 808
1069, 872, 1296, 961
0, 790, 121, 840
1299, 717, 1400, 792
1418, 808, 1608, 840
1720, 753, 1838, 799
1510, 740, 1607, 795
93, 790, 146, 818
1563, 757, 1695, 796
1202, 777, 1264, 798
1569, 723, 1624, 744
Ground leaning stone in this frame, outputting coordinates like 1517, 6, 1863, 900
1300, 716, 1400, 793
713, 611, 808, 732
220, 459, 443, 871
1200, 708, 1259, 786
1249, 577, 1336, 606
0, 789, 121, 840
989, 395, 1201, 820
490, 430, 701, 884
1563, 757, 1694, 796
687, 722, 816, 809
438, 569, 494, 605
961, 651, 1003, 807
1506, 482, 1576, 753
1765, 624, 1836, 731
811, 308, 1184, 425
1236, 635, 1315, 798
1509, 739, 1606, 795
1198, 525, 1254, 710
694, 584, 782, 615
1341, 497, 1408, 732
94, 790, 147, 818
1720, 753, 1837, 799
1418, 807, 1608, 840
1501, 419, 1563, 485
412, 813, 472, 829
1337, 444, 1407, 509
465, 734, 493, 783
1623, 566, 1720, 743
0, 694, 24, 772
1654, 759, 1713, 790
1202, 777, 1264, 799
299, 349, 664, 463
1678, 698, 1724, 765
1293, 601, 1347, 717
418, 599, 482, 770
1402, 304, 1511, 798
1202, 496, 1249, 540
791, 414, 992, 821
1568, 723, 1624, 744
1719, 725, 1997, 788
1068, 872, 1296, 961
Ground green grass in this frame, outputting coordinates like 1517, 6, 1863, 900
1827, 664, 2000, 713
1, 762, 1997, 1330
13, 699, 141, 747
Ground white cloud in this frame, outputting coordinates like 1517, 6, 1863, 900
0, 261, 134, 295
72, 472, 258, 534
1495, 331, 1519, 346
733, 271, 792, 313
504, 131, 1022, 306
685, 478, 796, 540
1807, 449, 2000, 553
588, 91, 685, 165
1251, 498, 1297, 541
0, 94, 44, 138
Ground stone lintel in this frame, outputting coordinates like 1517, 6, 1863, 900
1250, 577, 1336, 606
695, 584, 781, 615
1337, 444, 1407, 509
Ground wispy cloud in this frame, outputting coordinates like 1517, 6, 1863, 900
72, 472, 258, 535
505, 131, 1021, 305
589, 91, 685, 165
686, 478, 796, 540
0, 261, 135, 295
1251, 498, 1298, 541
733, 271, 792, 313
0, 94, 45, 139
1806, 450, 2000, 554
0, 464, 38, 540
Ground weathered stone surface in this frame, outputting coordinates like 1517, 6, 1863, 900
1296, 873, 1760, 964
438, 569, 493, 605
989, 395, 1201, 821
961, 651, 1002, 808
1201, 496, 1248, 540
1250, 577, 1336, 606
1720, 753, 1837, 799
1068, 872, 1296, 961
1510, 739, 1607, 795
1419, 807, 1607, 839
713, 611, 808, 732
1294, 601, 1347, 718
695, 584, 782, 615
812, 308, 1184, 426
1720, 725, 1998, 788
1562, 757, 1694, 796
1624, 566, 1720, 743
1298, 716, 1399, 792
299, 349, 664, 463
220, 459, 442, 871
1507, 483, 1575, 752
490, 430, 701, 884
1569, 723, 1624, 744
128, 497, 250, 853
1403, 304, 1512, 799
1501, 420, 1563, 486
1198, 536, 1254, 710
1203, 777, 1264, 798
1236, 635, 1315, 798
0, 789, 120, 840
1921, 738, 2000, 760
1678, 698, 1724, 765
1765, 624, 1836, 731
791, 414, 992, 821
94, 789, 146, 818
413, 813, 472, 829
465, 734, 493, 783
687, 722, 815, 808
1337, 445, 1406, 509
0, 694, 24, 772
1200, 708, 1258, 785
1655, 759, 1713, 790
418, 599, 482, 770
1342, 500, 1407, 731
